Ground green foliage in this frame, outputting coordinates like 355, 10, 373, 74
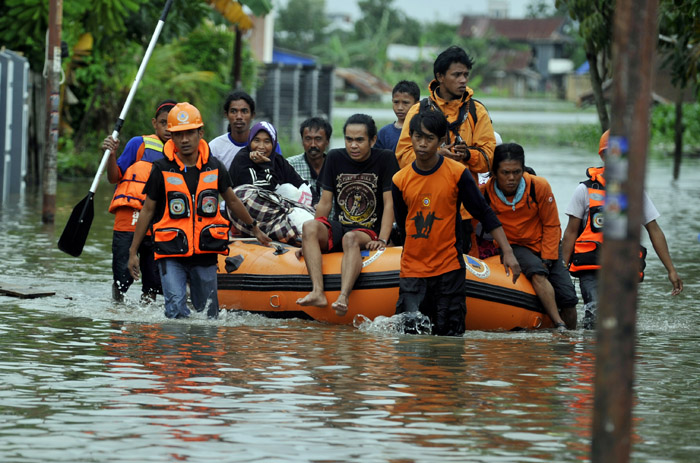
650, 103, 700, 153
420, 22, 459, 49
354, 0, 422, 46
274, 0, 328, 53
497, 123, 600, 151
278, 135, 303, 160
557, 0, 612, 61
658, 0, 700, 94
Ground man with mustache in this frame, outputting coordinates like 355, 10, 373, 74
287, 117, 333, 206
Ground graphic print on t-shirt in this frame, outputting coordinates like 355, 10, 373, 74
336, 172, 378, 228
410, 195, 443, 239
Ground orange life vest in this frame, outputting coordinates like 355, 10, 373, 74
108, 135, 164, 213
152, 140, 231, 260
569, 167, 605, 274
569, 167, 646, 280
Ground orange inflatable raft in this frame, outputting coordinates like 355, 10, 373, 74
217, 239, 553, 331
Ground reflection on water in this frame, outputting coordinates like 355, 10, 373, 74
1, 146, 699, 462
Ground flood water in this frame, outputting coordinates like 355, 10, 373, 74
1, 142, 699, 462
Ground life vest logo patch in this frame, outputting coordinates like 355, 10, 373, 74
201, 196, 217, 214
203, 174, 217, 184
593, 211, 604, 229
166, 177, 184, 186
465, 255, 490, 279
170, 198, 186, 215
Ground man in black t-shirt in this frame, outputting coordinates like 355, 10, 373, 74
128, 102, 271, 319
296, 114, 399, 316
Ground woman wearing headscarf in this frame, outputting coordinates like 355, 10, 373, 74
228, 121, 306, 191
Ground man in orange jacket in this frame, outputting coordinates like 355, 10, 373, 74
482, 143, 578, 330
128, 102, 271, 319
395, 46, 495, 254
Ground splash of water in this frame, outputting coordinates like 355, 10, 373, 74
353, 312, 433, 335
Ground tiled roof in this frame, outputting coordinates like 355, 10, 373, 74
459, 16, 569, 42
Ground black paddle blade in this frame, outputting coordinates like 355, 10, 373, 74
57, 193, 95, 257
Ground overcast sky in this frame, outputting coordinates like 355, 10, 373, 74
318, 0, 551, 24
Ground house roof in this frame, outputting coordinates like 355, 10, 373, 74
334, 68, 393, 98
491, 49, 534, 73
459, 16, 570, 43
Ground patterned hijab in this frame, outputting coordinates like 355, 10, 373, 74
247, 121, 278, 158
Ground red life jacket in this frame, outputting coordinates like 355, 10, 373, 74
152, 140, 231, 260
108, 135, 164, 213
569, 167, 646, 280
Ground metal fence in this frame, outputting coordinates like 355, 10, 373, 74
253, 63, 334, 143
0, 50, 30, 203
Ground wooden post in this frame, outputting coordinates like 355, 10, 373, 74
591, 0, 658, 461
672, 93, 683, 180
42, 0, 62, 224
232, 26, 242, 89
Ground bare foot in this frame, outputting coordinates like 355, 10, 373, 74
296, 291, 327, 307
331, 295, 349, 317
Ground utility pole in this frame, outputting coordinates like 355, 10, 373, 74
591, 0, 658, 461
42, 0, 62, 224
232, 26, 243, 89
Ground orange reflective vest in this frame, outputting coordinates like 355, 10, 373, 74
569, 167, 605, 274
152, 140, 231, 260
569, 167, 646, 279
109, 135, 164, 213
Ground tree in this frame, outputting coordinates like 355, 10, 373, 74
354, 0, 422, 46
0, 0, 267, 177
526, 0, 570, 18
526, 0, 555, 18
658, 0, 700, 179
556, 0, 613, 132
274, 0, 328, 53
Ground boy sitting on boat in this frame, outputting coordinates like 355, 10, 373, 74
392, 110, 520, 336
296, 114, 399, 316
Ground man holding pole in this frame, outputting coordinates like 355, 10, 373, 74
102, 99, 176, 303
128, 102, 271, 319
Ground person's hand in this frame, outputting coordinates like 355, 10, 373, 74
250, 150, 270, 164
102, 136, 119, 154
452, 143, 470, 162
501, 249, 521, 284
128, 253, 141, 280
365, 239, 386, 251
439, 143, 457, 160
668, 269, 683, 295
440, 142, 470, 163
253, 226, 272, 246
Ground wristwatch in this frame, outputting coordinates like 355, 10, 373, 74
246, 219, 258, 230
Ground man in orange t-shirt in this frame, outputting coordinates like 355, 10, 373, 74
392, 110, 519, 336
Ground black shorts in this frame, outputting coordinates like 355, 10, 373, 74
316, 217, 377, 253
511, 244, 578, 308
396, 268, 467, 336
